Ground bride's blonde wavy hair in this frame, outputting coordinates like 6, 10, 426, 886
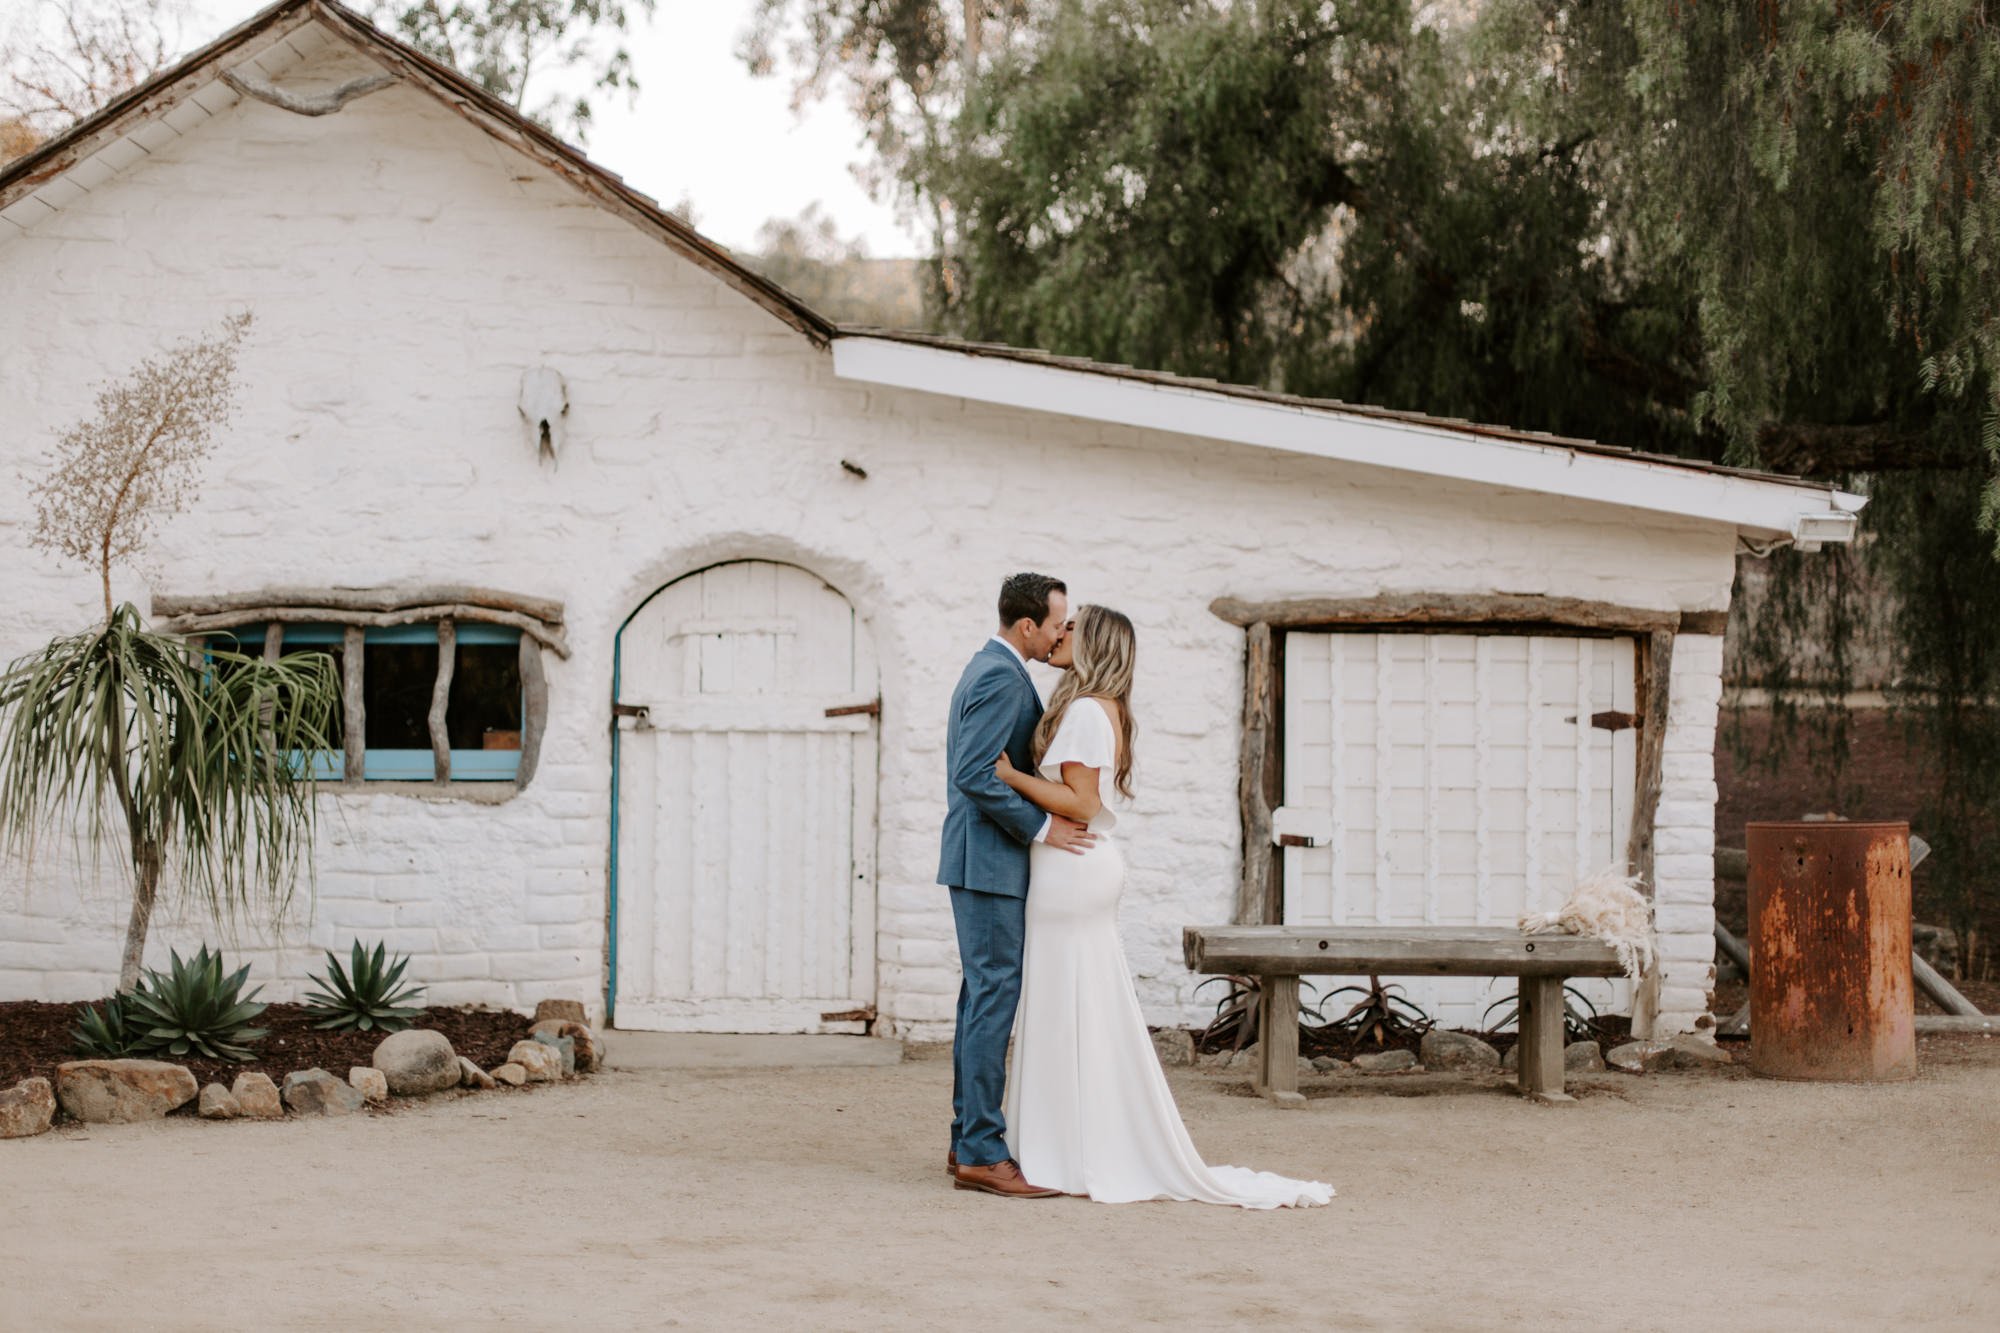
1033, 604, 1137, 799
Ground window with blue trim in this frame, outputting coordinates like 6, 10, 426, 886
207, 624, 348, 780
216, 621, 525, 783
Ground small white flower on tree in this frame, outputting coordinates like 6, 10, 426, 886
29, 311, 249, 622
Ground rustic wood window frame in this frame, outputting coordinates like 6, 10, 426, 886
1211, 594, 1728, 927
156, 587, 566, 799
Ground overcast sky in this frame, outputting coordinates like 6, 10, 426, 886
190, 1, 921, 256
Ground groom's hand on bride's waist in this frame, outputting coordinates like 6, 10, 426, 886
1046, 817, 1097, 855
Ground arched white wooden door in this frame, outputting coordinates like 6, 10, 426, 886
614, 561, 879, 1033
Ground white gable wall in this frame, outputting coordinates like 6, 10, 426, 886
0, 32, 1731, 1035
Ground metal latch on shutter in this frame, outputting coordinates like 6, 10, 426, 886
1567, 710, 1640, 731
1271, 806, 1334, 849
613, 702, 651, 731
824, 699, 881, 718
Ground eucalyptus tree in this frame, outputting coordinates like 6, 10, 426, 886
371, 0, 657, 142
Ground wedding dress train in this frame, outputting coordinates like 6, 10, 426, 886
1003, 698, 1333, 1208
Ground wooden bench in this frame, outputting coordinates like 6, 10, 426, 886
1182, 926, 1626, 1107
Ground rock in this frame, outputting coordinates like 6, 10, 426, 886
1150, 1027, 1196, 1068
0, 1077, 56, 1139
1298, 1056, 1318, 1076
371, 1029, 460, 1096
282, 1068, 366, 1116
1662, 1035, 1734, 1069
1419, 1029, 1502, 1071
508, 1040, 563, 1083
348, 1067, 389, 1104
534, 998, 590, 1025
197, 1083, 242, 1120
1606, 1040, 1672, 1074
1203, 1045, 1253, 1072
1351, 1049, 1419, 1073
490, 1063, 527, 1087
528, 1019, 601, 1074
458, 1057, 495, 1090
531, 1030, 577, 1076
1502, 1045, 1518, 1072
1565, 1041, 1607, 1073
1606, 1037, 1729, 1074
1310, 1056, 1350, 1073
231, 1071, 284, 1120
55, 1060, 198, 1124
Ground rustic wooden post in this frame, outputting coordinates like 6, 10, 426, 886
1625, 629, 1674, 891
429, 618, 455, 784
342, 625, 366, 781
1626, 629, 1675, 1036
1516, 974, 1567, 1102
1256, 975, 1306, 1109
516, 634, 547, 788
257, 622, 284, 776
1237, 621, 1279, 925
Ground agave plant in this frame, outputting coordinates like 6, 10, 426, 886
126, 945, 269, 1061
1307, 975, 1435, 1047
70, 993, 143, 1058
1481, 985, 1603, 1045
1194, 974, 1324, 1053
303, 940, 426, 1032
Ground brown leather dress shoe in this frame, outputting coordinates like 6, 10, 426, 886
946, 1150, 958, 1175
952, 1158, 1062, 1198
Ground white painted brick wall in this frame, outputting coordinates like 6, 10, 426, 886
1645, 633, 1727, 1034
0, 36, 1741, 1037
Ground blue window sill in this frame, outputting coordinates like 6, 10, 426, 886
364, 750, 522, 782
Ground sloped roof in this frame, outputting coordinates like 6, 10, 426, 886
0, 0, 1863, 540
831, 333, 1862, 539
0, 0, 835, 342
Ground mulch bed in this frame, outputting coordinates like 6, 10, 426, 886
0, 1000, 532, 1099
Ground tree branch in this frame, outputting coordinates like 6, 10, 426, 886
220, 70, 397, 117
1754, 420, 1980, 476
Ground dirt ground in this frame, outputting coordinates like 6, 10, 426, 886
5, 1038, 1997, 1332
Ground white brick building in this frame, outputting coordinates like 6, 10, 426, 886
0, 1, 1862, 1038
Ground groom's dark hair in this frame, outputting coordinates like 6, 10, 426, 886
998, 572, 1066, 629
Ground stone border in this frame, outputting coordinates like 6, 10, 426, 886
2, 1001, 602, 1139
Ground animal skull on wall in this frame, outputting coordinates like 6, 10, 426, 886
519, 367, 569, 465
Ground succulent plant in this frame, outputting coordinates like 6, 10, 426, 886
1307, 976, 1435, 1047
302, 940, 426, 1032
1482, 984, 1602, 1045
126, 945, 269, 1062
70, 993, 143, 1058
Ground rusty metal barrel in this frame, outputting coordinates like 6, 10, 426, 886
1746, 821, 1915, 1081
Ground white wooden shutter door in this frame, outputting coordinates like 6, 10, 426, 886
1279, 631, 1636, 1028
615, 561, 878, 1033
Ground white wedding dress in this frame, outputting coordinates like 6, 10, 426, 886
1003, 698, 1333, 1208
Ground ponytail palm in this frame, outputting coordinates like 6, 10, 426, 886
1, 313, 339, 993
0, 605, 341, 992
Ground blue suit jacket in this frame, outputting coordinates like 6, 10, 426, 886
937, 640, 1046, 898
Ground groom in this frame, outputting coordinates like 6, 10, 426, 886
939, 572, 1095, 1198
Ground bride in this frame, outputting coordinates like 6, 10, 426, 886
993, 605, 1333, 1208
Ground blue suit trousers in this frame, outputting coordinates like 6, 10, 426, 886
948, 884, 1027, 1167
